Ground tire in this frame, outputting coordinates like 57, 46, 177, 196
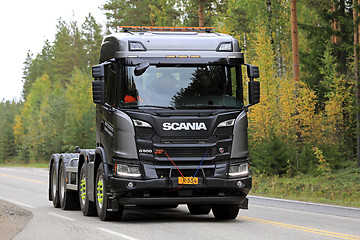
50, 164, 60, 208
95, 163, 123, 221
59, 162, 79, 210
187, 204, 211, 215
211, 204, 239, 220
79, 164, 97, 216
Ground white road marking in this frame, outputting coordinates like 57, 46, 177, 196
249, 195, 360, 211
98, 228, 139, 240
48, 212, 75, 221
0, 197, 35, 209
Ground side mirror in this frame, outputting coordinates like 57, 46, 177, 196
134, 62, 150, 76
92, 64, 105, 79
92, 80, 105, 105
248, 81, 260, 105
247, 65, 259, 80
92, 64, 106, 105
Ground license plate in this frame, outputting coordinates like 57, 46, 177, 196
178, 177, 198, 185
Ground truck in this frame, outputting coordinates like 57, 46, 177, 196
48, 26, 260, 221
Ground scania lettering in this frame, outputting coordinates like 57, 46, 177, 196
49, 26, 260, 221
162, 122, 207, 131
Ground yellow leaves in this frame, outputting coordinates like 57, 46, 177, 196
312, 146, 331, 174
248, 22, 324, 148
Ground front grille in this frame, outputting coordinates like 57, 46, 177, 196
159, 147, 213, 158
160, 136, 209, 144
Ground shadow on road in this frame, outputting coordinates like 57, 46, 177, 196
114, 205, 243, 223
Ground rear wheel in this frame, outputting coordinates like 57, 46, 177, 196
59, 162, 79, 210
50, 164, 60, 208
95, 163, 123, 221
79, 164, 97, 216
187, 204, 211, 215
211, 204, 239, 220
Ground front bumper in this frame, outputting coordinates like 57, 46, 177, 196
109, 175, 251, 206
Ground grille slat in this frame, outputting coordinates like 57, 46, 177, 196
158, 147, 213, 158
160, 136, 209, 144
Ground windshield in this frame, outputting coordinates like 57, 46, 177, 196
120, 65, 243, 109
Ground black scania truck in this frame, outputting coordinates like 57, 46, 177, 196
49, 26, 260, 221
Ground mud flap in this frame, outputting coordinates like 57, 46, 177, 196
240, 197, 249, 209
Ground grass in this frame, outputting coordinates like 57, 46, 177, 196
0, 159, 48, 168
251, 162, 360, 208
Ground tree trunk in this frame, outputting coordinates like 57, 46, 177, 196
354, 1, 360, 168
332, 4, 339, 44
198, 0, 204, 27
290, 0, 300, 83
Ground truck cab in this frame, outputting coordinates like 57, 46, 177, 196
49, 26, 260, 221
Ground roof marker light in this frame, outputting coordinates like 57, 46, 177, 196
217, 42, 233, 52
129, 41, 146, 51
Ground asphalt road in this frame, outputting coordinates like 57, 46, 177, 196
0, 167, 359, 240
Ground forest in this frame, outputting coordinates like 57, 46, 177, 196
1, 0, 360, 179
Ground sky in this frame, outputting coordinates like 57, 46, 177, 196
0, 0, 107, 102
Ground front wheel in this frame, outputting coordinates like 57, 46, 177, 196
211, 204, 239, 220
95, 163, 123, 221
187, 204, 211, 215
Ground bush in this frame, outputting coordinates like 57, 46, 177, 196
250, 133, 295, 176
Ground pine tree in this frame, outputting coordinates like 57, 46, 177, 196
102, 0, 180, 28
82, 13, 103, 66
22, 40, 53, 100
51, 19, 75, 84
0, 101, 20, 163
181, 0, 225, 27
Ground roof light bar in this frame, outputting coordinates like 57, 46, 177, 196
120, 26, 215, 33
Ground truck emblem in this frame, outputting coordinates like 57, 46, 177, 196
162, 122, 207, 131
154, 149, 164, 154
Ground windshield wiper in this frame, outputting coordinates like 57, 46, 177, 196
177, 104, 237, 109
122, 105, 176, 110
140, 105, 176, 110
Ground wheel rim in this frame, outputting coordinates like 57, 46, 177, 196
80, 173, 86, 206
96, 175, 104, 209
59, 169, 65, 202
52, 168, 57, 198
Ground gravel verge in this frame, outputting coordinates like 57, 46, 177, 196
0, 200, 32, 240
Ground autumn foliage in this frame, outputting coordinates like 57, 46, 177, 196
0, 1, 357, 175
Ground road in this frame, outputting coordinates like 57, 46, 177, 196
0, 167, 359, 240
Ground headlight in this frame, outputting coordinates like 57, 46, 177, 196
217, 119, 235, 128
133, 119, 152, 128
115, 163, 141, 178
228, 163, 249, 177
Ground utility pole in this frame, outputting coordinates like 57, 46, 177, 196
291, 0, 300, 83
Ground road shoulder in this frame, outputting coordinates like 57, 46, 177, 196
0, 200, 33, 240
